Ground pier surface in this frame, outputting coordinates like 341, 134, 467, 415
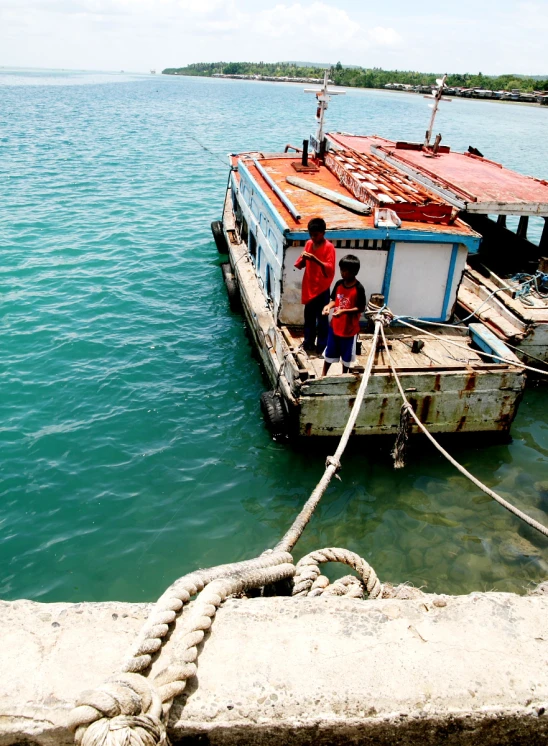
1, 592, 547, 745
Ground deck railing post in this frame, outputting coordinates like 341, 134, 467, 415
539, 216, 548, 254
517, 215, 529, 239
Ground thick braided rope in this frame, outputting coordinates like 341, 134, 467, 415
69, 553, 294, 745
124, 552, 293, 674
152, 562, 295, 715
276, 315, 388, 554
292, 547, 382, 599
322, 575, 366, 598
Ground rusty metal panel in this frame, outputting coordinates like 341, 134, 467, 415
328, 133, 548, 216
325, 150, 455, 224
239, 155, 478, 237
298, 369, 525, 436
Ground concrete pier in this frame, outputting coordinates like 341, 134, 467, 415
1, 591, 547, 745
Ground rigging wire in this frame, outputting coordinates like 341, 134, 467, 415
186, 134, 231, 170
379, 324, 548, 539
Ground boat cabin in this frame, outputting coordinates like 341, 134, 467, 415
230, 150, 481, 327
219, 144, 525, 437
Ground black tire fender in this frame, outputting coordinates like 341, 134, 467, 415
260, 390, 288, 439
211, 220, 228, 253
221, 262, 240, 311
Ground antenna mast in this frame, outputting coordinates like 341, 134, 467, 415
304, 68, 345, 158
423, 73, 451, 149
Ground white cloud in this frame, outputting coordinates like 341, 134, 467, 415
253, 2, 359, 46
368, 26, 402, 47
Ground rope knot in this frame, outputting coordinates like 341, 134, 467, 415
374, 307, 393, 326
325, 455, 340, 470
75, 714, 167, 746
70, 674, 164, 745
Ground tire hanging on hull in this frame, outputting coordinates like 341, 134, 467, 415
211, 220, 228, 253
260, 390, 289, 440
220, 262, 240, 311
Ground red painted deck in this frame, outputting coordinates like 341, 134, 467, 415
328, 133, 548, 215
235, 153, 478, 237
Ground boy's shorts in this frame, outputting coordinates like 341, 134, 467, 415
323, 327, 357, 366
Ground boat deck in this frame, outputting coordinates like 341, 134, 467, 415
282, 324, 509, 379
235, 154, 478, 237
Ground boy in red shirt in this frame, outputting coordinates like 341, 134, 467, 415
294, 217, 336, 353
321, 254, 366, 376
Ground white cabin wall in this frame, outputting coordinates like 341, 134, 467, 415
387, 243, 467, 320
279, 246, 388, 325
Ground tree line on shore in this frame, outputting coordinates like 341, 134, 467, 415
162, 62, 548, 92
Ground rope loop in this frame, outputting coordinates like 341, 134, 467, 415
292, 547, 382, 599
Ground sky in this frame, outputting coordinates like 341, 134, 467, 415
1, 0, 547, 76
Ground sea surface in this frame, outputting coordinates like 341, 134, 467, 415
1, 68, 547, 602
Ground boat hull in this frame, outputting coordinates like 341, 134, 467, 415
458, 267, 548, 369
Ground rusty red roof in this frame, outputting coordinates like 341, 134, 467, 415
234, 153, 478, 238
325, 149, 454, 224
328, 133, 548, 216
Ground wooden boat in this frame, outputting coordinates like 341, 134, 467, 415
329, 132, 548, 367
214, 133, 525, 437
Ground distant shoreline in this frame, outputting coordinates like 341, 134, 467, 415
163, 72, 548, 108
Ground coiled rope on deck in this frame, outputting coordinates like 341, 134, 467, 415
379, 323, 548, 539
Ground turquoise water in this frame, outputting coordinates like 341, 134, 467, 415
1, 69, 547, 602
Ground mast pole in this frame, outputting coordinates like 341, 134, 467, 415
316, 69, 329, 144
424, 73, 448, 148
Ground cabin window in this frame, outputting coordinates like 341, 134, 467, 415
241, 217, 249, 244
259, 213, 268, 234
249, 231, 257, 258
267, 228, 279, 254
257, 246, 262, 270
265, 264, 273, 299
251, 199, 260, 220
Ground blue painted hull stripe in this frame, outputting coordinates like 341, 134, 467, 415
440, 243, 460, 321
289, 230, 480, 252
237, 161, 290, 235
382, 241, 396, 302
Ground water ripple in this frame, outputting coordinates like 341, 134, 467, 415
0, 71, 547, 602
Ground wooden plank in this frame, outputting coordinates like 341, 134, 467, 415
285, 175, 372, 214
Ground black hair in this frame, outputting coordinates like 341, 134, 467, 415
308, 217, 326, 233
339, 254, 360, 277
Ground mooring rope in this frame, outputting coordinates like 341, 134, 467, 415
69, 553, 295, 745
275, 313, 387, 553
379, 324, 548, 538
395, 317, 548, 376
70, 305, 547, 746
69, 311, 391, 746
292, 547, 383, 599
